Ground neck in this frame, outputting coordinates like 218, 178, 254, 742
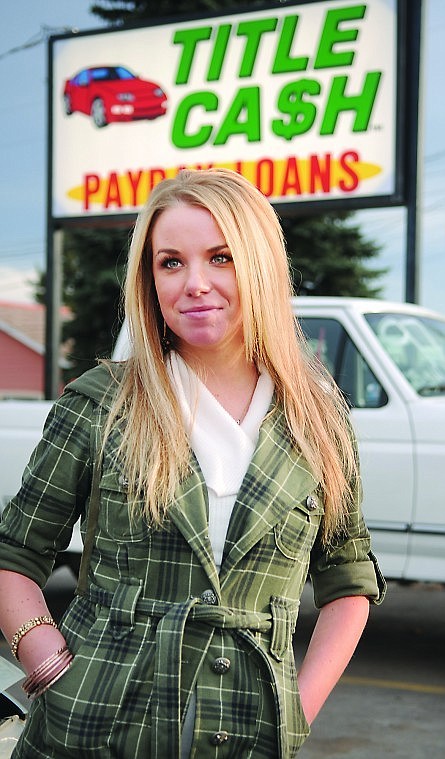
176, 346, 259, 424
177, 338, 246, 378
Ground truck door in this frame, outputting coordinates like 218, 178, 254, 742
299, 314, 414, 580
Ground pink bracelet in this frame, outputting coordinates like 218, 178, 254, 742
23, 648, 71, 690
27, 657, 73, 700
22, 646, 73, 699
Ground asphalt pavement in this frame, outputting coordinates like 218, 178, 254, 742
295, 580, 445, 759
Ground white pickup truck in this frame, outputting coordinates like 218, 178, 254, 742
1, 297, 445, 582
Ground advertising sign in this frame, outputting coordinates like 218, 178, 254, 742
50, 0, 401, 220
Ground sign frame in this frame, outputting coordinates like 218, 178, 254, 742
47, 0, 413, 224
44, 0, 422, 399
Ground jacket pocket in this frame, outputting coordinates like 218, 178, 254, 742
44, 611, 156, 753
98, 470, 146, 543
274, 492, 324, 559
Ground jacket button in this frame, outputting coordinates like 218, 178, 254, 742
306, 494, 318, 510
201, 589, 217, 605
210, 730, 229, 746
212, 657, 231, 674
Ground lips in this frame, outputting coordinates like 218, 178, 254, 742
181, 305, 219, 316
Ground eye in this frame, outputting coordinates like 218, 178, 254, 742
211, 252, 232, 265
161, 257, 182, 269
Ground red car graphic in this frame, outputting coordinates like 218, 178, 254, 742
63, 65, 167, 127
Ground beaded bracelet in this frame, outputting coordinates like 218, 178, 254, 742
22, 645, 73, 699
10, 615, 57, 661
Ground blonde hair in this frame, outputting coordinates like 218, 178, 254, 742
104, 168, 358, 542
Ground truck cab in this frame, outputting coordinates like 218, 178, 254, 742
294, 297, 445, 583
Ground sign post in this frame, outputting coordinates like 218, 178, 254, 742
404, 0, 424, 304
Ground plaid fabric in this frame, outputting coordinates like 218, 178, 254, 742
0, 365, 385, 759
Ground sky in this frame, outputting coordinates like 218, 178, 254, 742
0, 1, 444, 313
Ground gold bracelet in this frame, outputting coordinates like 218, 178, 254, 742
10, 615, 57, 661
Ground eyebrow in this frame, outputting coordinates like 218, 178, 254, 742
155, 244, 229, 257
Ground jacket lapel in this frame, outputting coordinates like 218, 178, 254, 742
219, 407, 318, 585
168, 454, 220, 595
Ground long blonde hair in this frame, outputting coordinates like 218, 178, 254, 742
104, 168, 358, 542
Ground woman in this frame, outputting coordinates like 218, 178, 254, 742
0, 168, 385, 758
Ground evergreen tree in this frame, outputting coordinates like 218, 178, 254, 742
62, 228, 129, 380
90, 0, 286, 24
281, 212, 385, 297
37, 227, 129, 381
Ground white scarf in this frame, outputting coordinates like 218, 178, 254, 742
167, 352, 274, 566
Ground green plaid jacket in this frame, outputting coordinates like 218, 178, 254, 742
0, 365, 385, 759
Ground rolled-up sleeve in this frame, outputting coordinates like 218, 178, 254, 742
309, 491, 386, 608
0, 390, 94, 588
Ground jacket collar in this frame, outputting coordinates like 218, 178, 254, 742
169, 404, 318, 588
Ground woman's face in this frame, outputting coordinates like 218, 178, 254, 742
151, 203, 243, 357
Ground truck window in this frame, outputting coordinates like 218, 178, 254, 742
365, 312, 445, 396
299, 317, 388, 409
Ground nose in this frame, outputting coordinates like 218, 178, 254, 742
184, 262, 211, 296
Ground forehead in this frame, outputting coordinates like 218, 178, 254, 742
151, 203, 226, 246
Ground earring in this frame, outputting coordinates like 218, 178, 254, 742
161, 321, 171, 352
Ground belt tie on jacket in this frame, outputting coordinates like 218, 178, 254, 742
87, 581, 299, 758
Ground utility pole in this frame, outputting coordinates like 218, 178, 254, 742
405, 0, 425, 304
44, 228, 62, 399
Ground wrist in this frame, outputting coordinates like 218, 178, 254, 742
22, 645, 73, 700
18, 626, 68, 676
10, 615, 57, 660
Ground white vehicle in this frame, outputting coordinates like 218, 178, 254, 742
293, 297, 445, 584
1, 297, 445, 582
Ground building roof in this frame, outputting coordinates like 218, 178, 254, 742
0, 301, 71, 355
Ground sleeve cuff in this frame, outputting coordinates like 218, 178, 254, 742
311, 551, 387, 609
0, 542, 54, 589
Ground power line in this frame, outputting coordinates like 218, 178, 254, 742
0, 239, 43, 250
424, 149, 445, 164
0, 25, 78, 61
0, 245, 44, 260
